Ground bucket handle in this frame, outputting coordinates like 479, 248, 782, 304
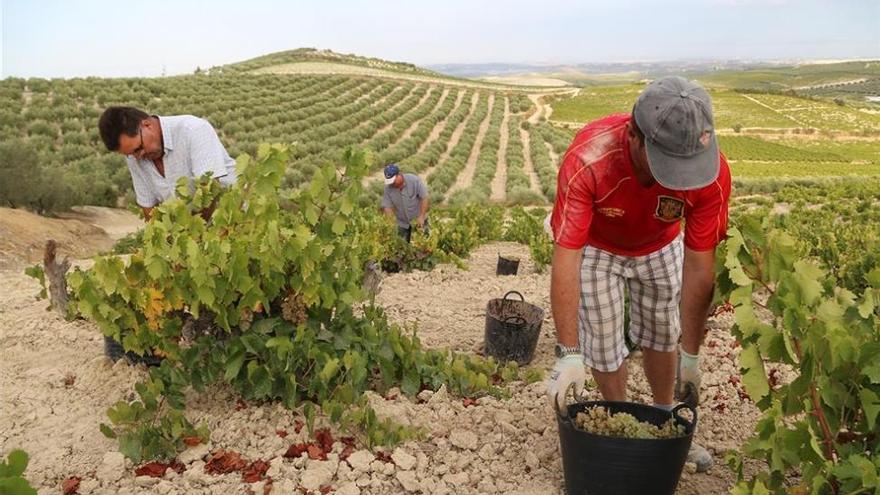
503, 315, 527, 327
552, 389, 589, 421
672, 403, 698, 427
502, 291, 524, 302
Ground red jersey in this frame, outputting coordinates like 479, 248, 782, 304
550, 114, 731, 256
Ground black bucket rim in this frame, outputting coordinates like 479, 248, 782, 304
556, 400, 697, 442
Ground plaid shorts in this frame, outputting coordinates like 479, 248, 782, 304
578, 234, 684, 372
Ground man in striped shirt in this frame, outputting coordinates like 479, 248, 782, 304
546, 76, 731, 472
98, 106, 237, 221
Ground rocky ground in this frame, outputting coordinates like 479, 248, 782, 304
1, 238, 765, 494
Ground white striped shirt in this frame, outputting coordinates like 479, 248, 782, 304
127, 115, 237, 208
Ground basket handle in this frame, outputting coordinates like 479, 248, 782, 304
552, 388, 588, 420
503, 315, 527, 326
672, 402, 698, 427
502, 290, 524, 302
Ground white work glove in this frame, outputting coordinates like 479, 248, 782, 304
675, 349, 701, 407
546, 355, 587, 411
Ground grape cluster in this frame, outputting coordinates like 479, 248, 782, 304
574, 406, 685, 439
281, 292, 308, 324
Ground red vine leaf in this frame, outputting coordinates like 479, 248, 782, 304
307, 444, 327, 461
283, 443, 310, 459
205, 450, 247, 474
242, 459, 270, 483
182, 436, 202, 446
62, 476, 81, 495
314, 428, 334, 452
135, 461, 170, 478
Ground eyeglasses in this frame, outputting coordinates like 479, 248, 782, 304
127, 126, 145, 159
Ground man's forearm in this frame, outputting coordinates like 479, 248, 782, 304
551, 245, 583, 348
680, 248, 716, 355
419, 198, 429, 218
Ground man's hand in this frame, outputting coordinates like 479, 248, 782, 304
675, 348, 701, 407
546, 355, 587, 410
416, 215, 426, 228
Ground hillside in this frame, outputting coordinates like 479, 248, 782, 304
2, 48, 878, 218
217, 48, 441, 77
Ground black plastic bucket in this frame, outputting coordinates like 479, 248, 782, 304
555, 400, 696, 495
103, 335, 164, 367
496, 255, 520, 276
484, 291, 543, 365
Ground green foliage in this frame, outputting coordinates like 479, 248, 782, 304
0, 450, 37, 495
717, 216, 880, 494
23, 265, 47, 300
0, 140, 75, 214
110, 229, 145, 255
72, 145, 526, 463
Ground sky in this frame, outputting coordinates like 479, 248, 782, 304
2, 0, 878, 78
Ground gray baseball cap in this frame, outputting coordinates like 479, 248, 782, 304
633, 76, 719, 190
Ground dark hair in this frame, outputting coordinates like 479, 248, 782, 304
98, 106, 149, 151
630, 110, 645, 144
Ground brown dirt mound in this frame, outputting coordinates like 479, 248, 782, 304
0, 207, 142, 270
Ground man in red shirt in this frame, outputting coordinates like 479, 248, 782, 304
546, 76, 731, 472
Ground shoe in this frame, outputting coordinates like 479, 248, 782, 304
687, 442, 713, 472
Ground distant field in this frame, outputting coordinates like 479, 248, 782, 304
550, 85, 880, 132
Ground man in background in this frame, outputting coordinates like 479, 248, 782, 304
380, 164, 430, 242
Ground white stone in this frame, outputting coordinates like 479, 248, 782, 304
428, 384, 449, 405
95, 452, 125, 483
78, 478, 100, 495
134, 475, 159, 487
154, 480, 174, 495
443, 471, 470, 488
301, 460, 336, 491
274, 479, 297, 493
524, 451, 539, 470
266, 457, 285, 479
336, 481, 361, 495
477, 444, 495, 461
392, 448, 417, 471
346, 450, 374, 473
355, 475, 372, 487
396, 470, 420, 492
178, 444, 210, 465
449, 429, 478, 450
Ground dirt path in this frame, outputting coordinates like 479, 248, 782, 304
0, 241, 759, 494
369, 84, 428, 138
445, 93, 496, 200
490, 98, 511, 202
398, 87, 449, 143
544, 141, 560, 169
527, 89, 577, 125
738, 93, 809, 128
362, 88, 456, 186
420, 91, 480, 182
519, 127, 546, 198
419, 89, 466, 154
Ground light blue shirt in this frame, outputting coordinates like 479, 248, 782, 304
127, 115, 237, 208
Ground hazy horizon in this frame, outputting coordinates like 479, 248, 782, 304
2, 0, 878, 79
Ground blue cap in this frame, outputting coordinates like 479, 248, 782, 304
383, 164, 400, 185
